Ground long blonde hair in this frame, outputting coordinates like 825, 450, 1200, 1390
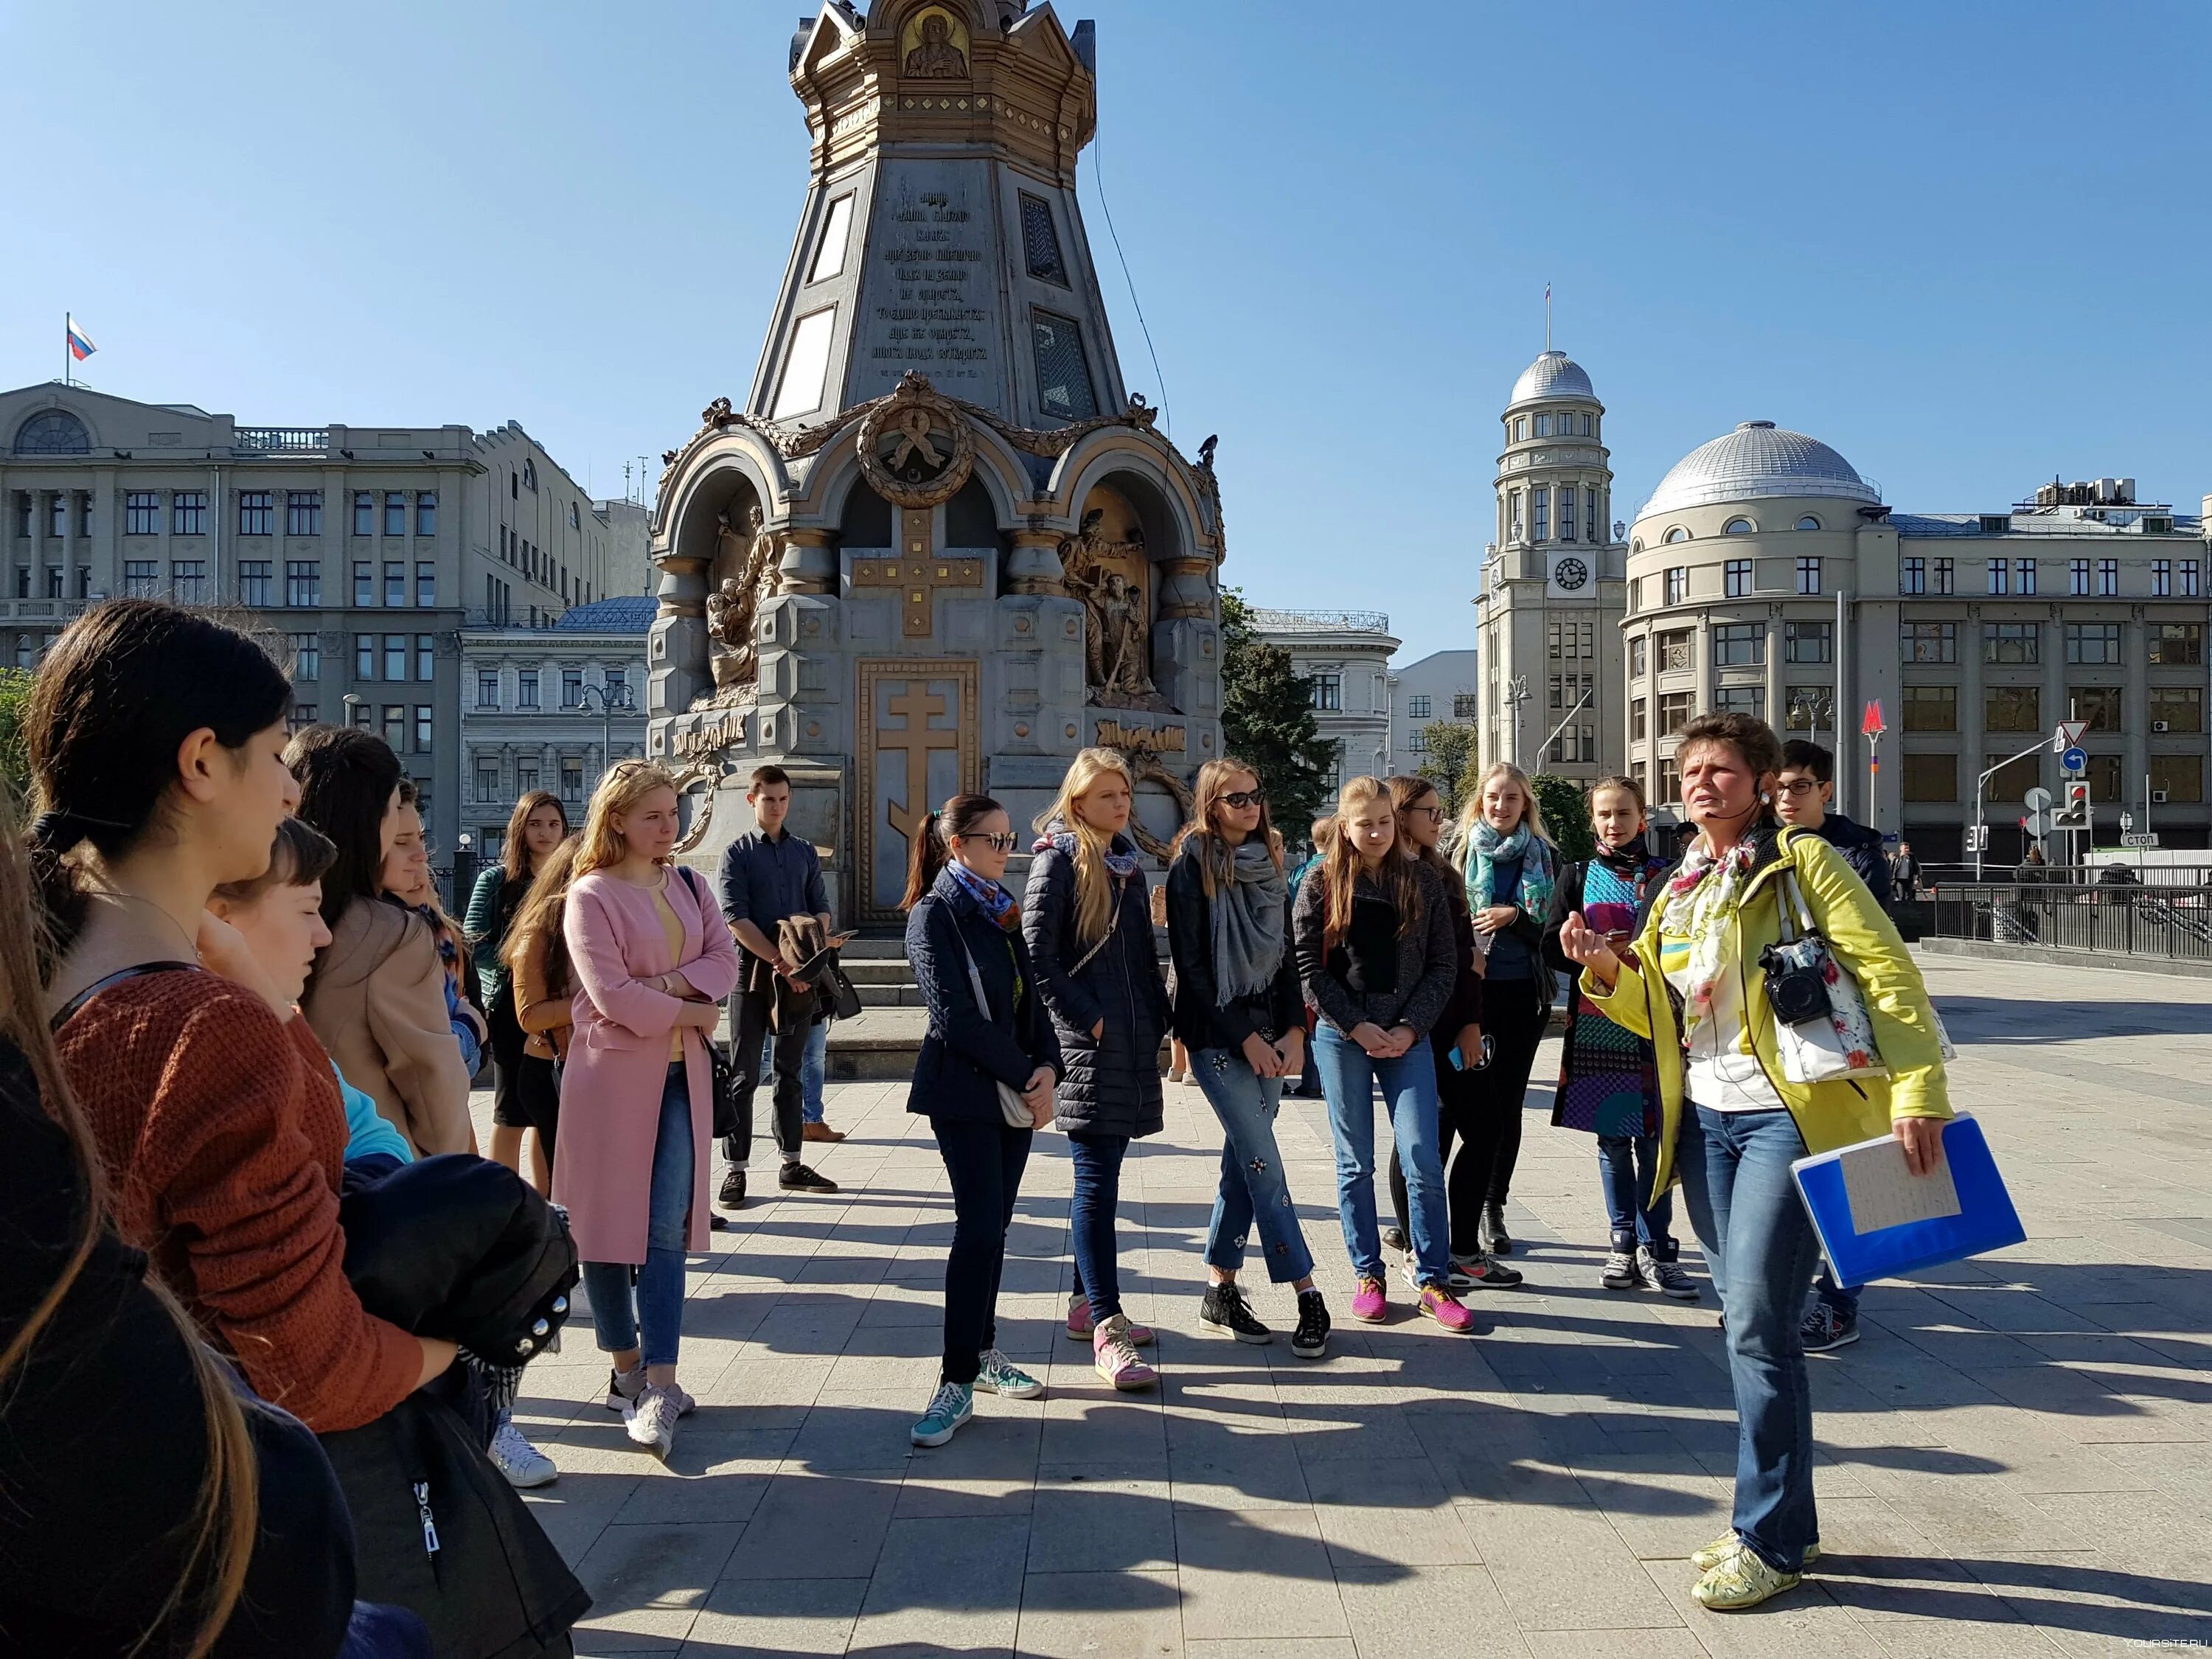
1184, 757, 1284, 898
1318, 774, 1423, 946
1034, 747, 1138, 946
1453, 760, 1547, 867
574, 759, 681, 879
503, 833, 584, 1002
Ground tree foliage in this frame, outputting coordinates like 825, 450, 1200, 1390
0, 668, 31, 807
1415, 721, 1481, 816
1219, 588, 1337, 844
1532, 773, 1596, 862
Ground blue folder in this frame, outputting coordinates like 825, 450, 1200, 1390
1790, 1115, 2025, 1289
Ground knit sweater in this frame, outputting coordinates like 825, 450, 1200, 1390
55, 969, 424, 1432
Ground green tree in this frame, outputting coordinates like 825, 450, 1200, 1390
1219, 588, 1336, 843
0, 668, 31, 806
1415, 721, 1481, 816
1532, 773, 1595, 862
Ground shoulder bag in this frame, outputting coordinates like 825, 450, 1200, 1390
1760, 866, 1888, 1083
673, 865, 743, 1138
948, 918, 1040, 1129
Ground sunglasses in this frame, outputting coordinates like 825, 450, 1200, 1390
1220, 789, 1266, 809
956, 832, 1019, 852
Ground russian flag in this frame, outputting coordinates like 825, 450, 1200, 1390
66, 314, 96, 362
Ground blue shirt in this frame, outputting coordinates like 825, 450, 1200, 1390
1484, 851, 1534, 979
337, 1065, 414, 1165
718, 828, 829, 957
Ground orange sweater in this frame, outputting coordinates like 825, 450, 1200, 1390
57, 970, 422, 1433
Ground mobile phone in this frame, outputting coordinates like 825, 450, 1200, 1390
1449, 1035, 1496, 1072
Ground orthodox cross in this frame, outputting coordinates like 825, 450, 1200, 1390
880, 683, 958, 842
850, 507, 982, 636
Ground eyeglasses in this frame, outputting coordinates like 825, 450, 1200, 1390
1404, 805, 1444, 821
1777, 778, 1823, 798
1220, 789, 1266, 809
957, 832, 1019, 852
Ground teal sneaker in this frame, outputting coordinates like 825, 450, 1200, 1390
910, 1380, 973, 1447
975, 1348, 1044, 1399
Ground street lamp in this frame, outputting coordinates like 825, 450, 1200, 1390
1788, 689, 1834, 754
1503, 676, 1530, 768
575, 681, 636, 792
342, 692, 364, 728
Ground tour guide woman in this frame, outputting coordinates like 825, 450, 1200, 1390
1558, 712, 1952, 1613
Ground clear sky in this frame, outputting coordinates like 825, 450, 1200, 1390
6, 1, 2209, 664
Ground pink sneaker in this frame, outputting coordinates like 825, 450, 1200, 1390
1065, 1294, 1152, 1345
1092, 1315, 1157, 1390
1418, 1284, 1476, 1334
1349, 1276, 1388, 1323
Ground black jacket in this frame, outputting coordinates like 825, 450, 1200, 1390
1430, 888, 1484, 1056
1023, 833, 1171, 1138
1812, 812, 1893, 914
1164, 841, 1303, 1054
1292, 859, 1460, 1039
906, 866, 1063, 1124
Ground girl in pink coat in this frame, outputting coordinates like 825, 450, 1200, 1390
555, 760, 740, 1458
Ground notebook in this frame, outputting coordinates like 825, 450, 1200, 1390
1790, 1115, 2024, 1289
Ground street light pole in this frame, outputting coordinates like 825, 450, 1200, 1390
1503, 676, 1530, 768
577, 681, 636, 793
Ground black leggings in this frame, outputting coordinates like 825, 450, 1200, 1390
931, 1117, 1033, 1385
487, 990, 530, 1130
1458, 975, 1548, 1210
512, 1053, 561, 1174
1388, 1049, 1486, 1257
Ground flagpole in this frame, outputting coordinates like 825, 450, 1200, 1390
63, 313, 70, 387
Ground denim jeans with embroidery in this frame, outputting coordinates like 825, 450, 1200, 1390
1192, 1047, 1314, 1284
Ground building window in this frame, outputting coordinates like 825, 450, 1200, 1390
125, 492, 160, 535
476, 760, 501, 804
1406, 728, 1427, 752
515, 759, 539, 797
417, 493, 437, 537
556, 668, 580, 709
1781, 686, 1827, 730
1933, 557, 1954, 595
1406, 694, 1432, 721
1902, 752, 1957, 802
2183, 560, 2201, 597
2149, 686, 2202, 734
288, 704, 318, 732
1514, 417, 1527, 442
1902, 621, 1957, 664
354, 561, 374, 606
353, 492, 375, 535
1658, 692, 1694, 735
2069, 558, 2090, 597
285, 490, 322, 537
285, 560, 321, 607
1630, 697, 1647, 741
2153, 559, 2172, 597
476, 669, 499, 707
1984, 684, 2039, 733
2070, 686, 2122, 731
1783, 620, 1832, 664
1902, 685, 1957, 731
233, 560, 271, 606
1532, 487, 1549, 542
383, 635, 407, 681
561, 759, 584, 800
171, 560, 207, 604
1983, 622, 2039, 664
2097, 558, 2118, 597
172, 492, 207, 537
417, 562, 435, 607
2150, 622, 2203, 665
1534, 414, 1551, 438
355, 635, 375, 679
518, 669, 539, 709
237, 492, 273, 537
123, 560, 159, 599
1452, 692, 1481, 720
2065, 622, 2123, 665
1712, 623, 1764, 667
1586, 491, 1599, 541
1984, 749, 2039, 800
1796, 515, 1821, 531
2017, 557, 2037, 596
288, 632, 320, 682
1724, 557, 1752, 597
1657, 755, 1681, 804
1508, 491, 1523, 539
349, 701, 372, 728
1030, 307, 1098, 420
1723, 517, 1753, 535
1986, 558, 2008, 595
1663, 566, 1686, 605
1018, 192, 1066, 285
1630, 636, 1646, 677
414, 706, 433, 751
1656, 629, 1692, 672
417, 633, 434, 682
1546, 617, 1595, 660
1663, 526, 1690, 544
1311, 672, 1342, 712
383, 493, 406, 537
385, 562, 406, 607
1712, 685, 1765, 721
1795, 556, 1822, 594
1559, 486, 1576, 542
42, 565, 60, 599
2150, 755, 2203, 804
381, 705, 406, 751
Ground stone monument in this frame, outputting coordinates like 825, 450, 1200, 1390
647, 0, 1227, 924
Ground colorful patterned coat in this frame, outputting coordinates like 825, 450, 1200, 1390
1541, 851, 1666, 1138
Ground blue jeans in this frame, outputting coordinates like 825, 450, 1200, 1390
1192, 1048, 1315, 1284
762, 1018, 830, 1124
1598, 1133, 1677, 1256
1068, 1132, 1130, 1319
1314, 1023, 1451, 1287
582, 1062, 695, 1370
1674, 1105, 1824, 1573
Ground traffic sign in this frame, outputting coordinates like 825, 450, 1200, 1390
2053, 720, 2087, 752
2024, 786, 2052, 813
2025, 810, 2052, 837
2121, 832, 2160, 849
1966, 824, 1989, 852
2060, 745, 2087, 774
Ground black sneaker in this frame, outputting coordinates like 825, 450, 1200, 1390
718, 1168, 747, 1210
1199, 1281, 1273, 1344
1800, 1302, 1860, 1353
1380, 1225, 1410, 1255
779, 1161, 839, 1194
1483, 1202, 1514, 1256
1290, 1290, 1331, 1360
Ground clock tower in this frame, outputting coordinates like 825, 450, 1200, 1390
1474, 349, 1627, 785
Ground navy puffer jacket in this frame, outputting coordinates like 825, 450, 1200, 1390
1022, 830, 1169, 1139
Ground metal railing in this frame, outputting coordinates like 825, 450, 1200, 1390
1245, 608, 1394, 634
234, 428, 332, 453
1929, 881, 2212, 963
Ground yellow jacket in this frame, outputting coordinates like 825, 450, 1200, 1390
1585, 826, 1952, 1197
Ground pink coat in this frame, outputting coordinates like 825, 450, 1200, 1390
553, 865, 741, 1262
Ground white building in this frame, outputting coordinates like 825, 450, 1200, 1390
1247, 608, 1401, 790
1389, 647, 1480, 779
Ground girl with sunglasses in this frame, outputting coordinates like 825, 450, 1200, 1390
1166, 762, 1332, 1358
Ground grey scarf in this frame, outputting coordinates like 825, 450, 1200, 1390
1211, 841, 1288, 1005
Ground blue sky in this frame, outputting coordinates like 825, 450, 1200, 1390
7, 1, 2209, 663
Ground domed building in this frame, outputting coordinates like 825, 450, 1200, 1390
1472, 350, 1627, 783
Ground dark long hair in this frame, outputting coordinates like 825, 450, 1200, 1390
25, 599, 291, 979
285, 726, 404, 930
1387, 773, 1466, 917
900, 793, 1006, 912
501, 790, 568, 885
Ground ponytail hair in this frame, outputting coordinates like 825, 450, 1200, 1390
900, 793, 1006, 912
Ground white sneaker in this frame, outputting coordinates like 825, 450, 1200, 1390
625, 1384, 682, 1458
489, 1419, 557, 1489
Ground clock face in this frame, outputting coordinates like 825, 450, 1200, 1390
1553, 555, 1590, 591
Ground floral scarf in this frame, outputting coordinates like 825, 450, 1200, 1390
1655, 840, 1757, 1034
948, 858, 1018, 931
1466, 817, 1556, 920
1034, 821, 1141, 878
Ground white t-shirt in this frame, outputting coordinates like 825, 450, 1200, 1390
1659, 930, 1787, 1113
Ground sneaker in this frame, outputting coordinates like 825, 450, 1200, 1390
779, 1161, 839, 1194
718, 1168, 747, 1209
624, 1384, 681, 1458
1691, 1531, 1821, 1573
709, 1212, 729, 1231
1800, 1302, 1860, 1353
605, 1365, 647, 1413
1641, 1247, 1701, 1302
1065, 1295, 1152, 1345
1691, 1542, 1802, 1610
1380, 1225, 1410, 1254
1093, 1315, 1157, 1390
1416, 1282, 1477, 1335
1601, 1246, 1646, 1290
910, 1380, 973, 1447
1290, 1290, 1331, 1360
1483, 1202, 1514, 1256
975, 1348, 1044, 1399
1349, 1276, 1388, 1323
488, 1419, 557, 1489
1198, 1282, 1273, 1344
1293, 1074, 1325, 1099
1452, 1252, 1523, 1290
801, 1121, 846, 1143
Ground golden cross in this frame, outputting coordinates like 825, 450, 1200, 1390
850, 506, 983, 636
880, 684, 957, 841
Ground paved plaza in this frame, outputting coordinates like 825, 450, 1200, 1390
476, 952, 2212, 1657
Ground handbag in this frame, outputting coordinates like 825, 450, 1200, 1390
950, 925, 1039, 1128
1761, 868, 1888, 1084
669, 865, 743, 1138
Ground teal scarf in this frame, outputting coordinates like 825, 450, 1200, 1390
1466, 818, 1557, 921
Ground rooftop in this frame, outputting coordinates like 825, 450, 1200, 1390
553, 594, 657, 633
1247, 608, 1394, 636
1509, 350, 1596, 406
1638, 420, 1880, 521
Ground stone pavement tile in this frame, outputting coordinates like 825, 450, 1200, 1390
1638, 1560, 1886, 1658
524, 1470, 643, 1561
1845, 1466, 2087, 1554
1857, 1624, 2068, 1658
785, 1388, 925, 1471
1174, 1506, 1351, 1640
1460, 1495, 1685, 1630
895, 1475, 1037, 1519
1012, 1568, 1182, 1658
658, 1426, 798, 1479
1520, 1630, 1708, 1659
1804, 1496, 2023, 1625
614, 1469, 771, 1528
1298, 1456, 1472, 1568
848, 1514, 1030, 1656
1027, 1473, 1176, 1572
679, 1573, 869, 1656
2020, 1489, 2212, 1578
721, 1472, 899, 1581
1183, 1642, 1355, 1659
1565, 1453, 1731, 1559
1039, 1397, 1167, 1467
691, 1356, 835, 1427
1168, 1419, 1312, 1509
2082, 1440, 2212, 1517
1280, 1401, 1430, 1461
1955, 1550, 2212, 1654
570, 1521, 744, 1651
1332, 1563, 1528, 1658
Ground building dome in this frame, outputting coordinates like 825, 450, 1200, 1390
1637, 420, 1878, 520
1509, 350, 1595, 406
